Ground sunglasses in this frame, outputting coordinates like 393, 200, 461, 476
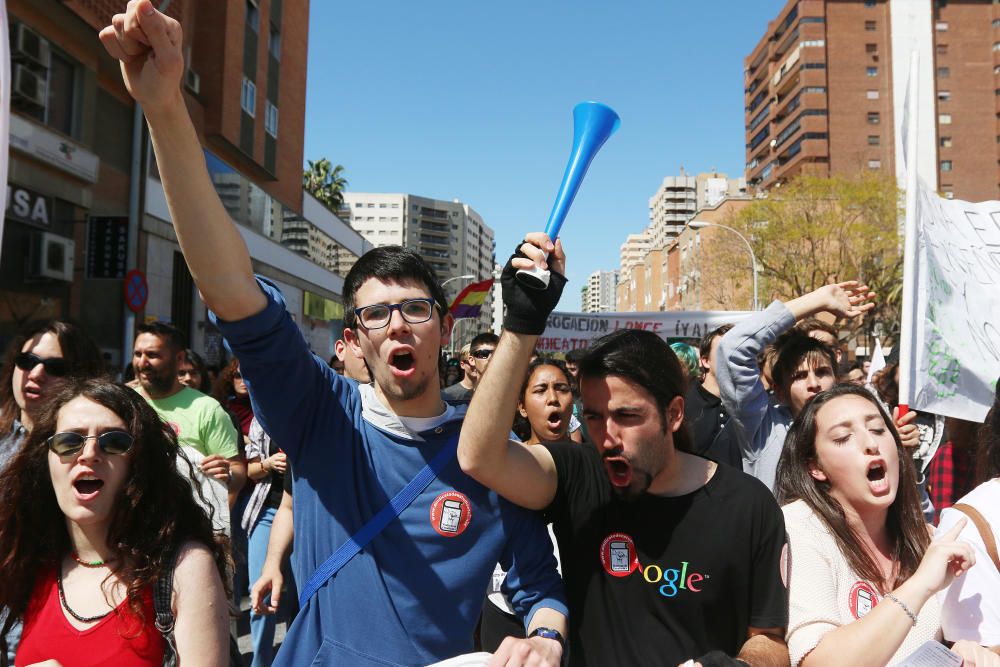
470, 348, 495, 360
14, 352, 67, 377
47, 431, 134, 457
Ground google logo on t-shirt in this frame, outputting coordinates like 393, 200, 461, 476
641, 561, 705, 598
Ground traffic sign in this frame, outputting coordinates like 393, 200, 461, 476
124, 269, 148, 313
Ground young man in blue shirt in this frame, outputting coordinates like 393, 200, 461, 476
99, 4, 567, 665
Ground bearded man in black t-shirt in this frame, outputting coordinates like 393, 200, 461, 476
458, 233, 789, 667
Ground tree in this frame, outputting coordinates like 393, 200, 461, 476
303, 159, 348, 212
706, 172, 902, 339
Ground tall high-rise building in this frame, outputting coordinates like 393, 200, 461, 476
343, 193, 496, 345
745, 0, 997, 202
582, 270, 619, 313
648, 170, 746, 246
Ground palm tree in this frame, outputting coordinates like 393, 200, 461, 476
303, 159, 348, 212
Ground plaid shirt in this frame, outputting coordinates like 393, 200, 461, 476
927, 439, 976, 517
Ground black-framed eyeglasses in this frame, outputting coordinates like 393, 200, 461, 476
353, 298, 437, 330
14, 352, 67, 377
47, 431, 134, 457
470, 348, 495, 360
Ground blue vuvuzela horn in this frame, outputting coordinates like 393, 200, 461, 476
516, 101, 621, 290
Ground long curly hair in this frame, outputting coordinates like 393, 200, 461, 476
0, 320, 105, 434
776, 383, 929, 592
0, 378, 231, 638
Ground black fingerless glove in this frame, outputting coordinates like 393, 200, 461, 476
500, 245, 567, 335
693, 651, 749, 667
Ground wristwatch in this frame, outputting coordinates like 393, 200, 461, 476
527, 626, 565, 649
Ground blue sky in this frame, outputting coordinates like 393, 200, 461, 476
304, 0, 788, 310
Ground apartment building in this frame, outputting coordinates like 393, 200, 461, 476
745, 0, 998, 201
581, 270, 619, 313
4, 0, 369, 364
343, 192, 496, 344
648, 170, 747, 246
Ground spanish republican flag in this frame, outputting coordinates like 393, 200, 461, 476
449, 278, 494, 319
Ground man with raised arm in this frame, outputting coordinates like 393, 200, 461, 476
100, 4, 566, 666
459, 234, 790, 667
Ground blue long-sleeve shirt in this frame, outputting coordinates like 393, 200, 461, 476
715, 301, 797, 493
213, 279, 566, 666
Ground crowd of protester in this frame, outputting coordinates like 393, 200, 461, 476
0, 3, 998, 666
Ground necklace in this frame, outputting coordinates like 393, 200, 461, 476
56, 568, 112, 624
70, 551, 116, 568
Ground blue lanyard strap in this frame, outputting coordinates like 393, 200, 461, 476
298, 439, 458, 608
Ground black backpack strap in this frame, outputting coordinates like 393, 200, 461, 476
154, 547, 181, 661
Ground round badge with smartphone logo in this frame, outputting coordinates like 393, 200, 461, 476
849, 581, 879, 619
600, 533, 639, 577
430, 491, 472, 537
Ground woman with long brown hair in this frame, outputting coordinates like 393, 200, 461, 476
0, 320, 104, 468
776, 384, 996, 666
0, 379, 230, 666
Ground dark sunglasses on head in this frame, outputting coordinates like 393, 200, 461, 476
470, 348, 495, 360
47, 431, 134, 457
14, 352, 67, 377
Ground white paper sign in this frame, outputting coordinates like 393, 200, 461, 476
905, 185, 1000, 422
897, 640, 962, 667
176, 445, 230, 537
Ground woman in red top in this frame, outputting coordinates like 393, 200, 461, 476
0, 378, 231, 666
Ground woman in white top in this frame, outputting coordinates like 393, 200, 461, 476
937, 385, 1000, 651
776, 383, 997, 666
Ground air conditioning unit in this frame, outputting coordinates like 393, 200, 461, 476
184, 68, 201, 94
13, 23, 51, 69
12, 65, 45, 108
28, 232, 75, 282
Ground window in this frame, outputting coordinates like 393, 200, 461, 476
937, 44, 949, 55
938, 90, 951, 101
264, 100, 278, 137
936, 21, 949, 31
939, 113, 952, 124
868, 135, 880, 145
994, 42, 1000, 52
44, 50, 80, 137
866, 43, 878, 54
367, 203, 374, 208
269, 25, 281, 60
867, 66, 878, 77
941, 160, 953, 171
940, 136, 952, 147
867, 89, 880, 99
868, 159, 881, 169
246, 0, 259, 32
938, 67, 950, 78
864, 0, 876, 6
240, 77, 256, 116
865, 20, 877, 31
867, 112, 880, 124
994, 18, 1000, 28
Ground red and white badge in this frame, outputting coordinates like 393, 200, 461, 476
600, 533, 639, 577
849, 581, 880, 619
430, 491, 472, 537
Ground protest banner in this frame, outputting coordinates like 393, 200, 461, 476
537, 310, 751, 353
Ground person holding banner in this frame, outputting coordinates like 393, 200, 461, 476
775, 384, 998, 666
460, 234, 790, 667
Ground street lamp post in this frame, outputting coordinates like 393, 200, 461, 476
688, 220, 759, 311
442, 274, 476, 356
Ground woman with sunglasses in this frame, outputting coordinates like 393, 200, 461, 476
0, 378, 231, 666
0, 321, 105, 470
776, 384, 998, 666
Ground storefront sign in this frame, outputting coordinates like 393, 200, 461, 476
9, 114, 100, 183
86, 216, 128, 279
6, 184, 50, 227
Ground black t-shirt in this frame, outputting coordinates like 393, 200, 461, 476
684, 382, 742, 469
542, 441, 788, 666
